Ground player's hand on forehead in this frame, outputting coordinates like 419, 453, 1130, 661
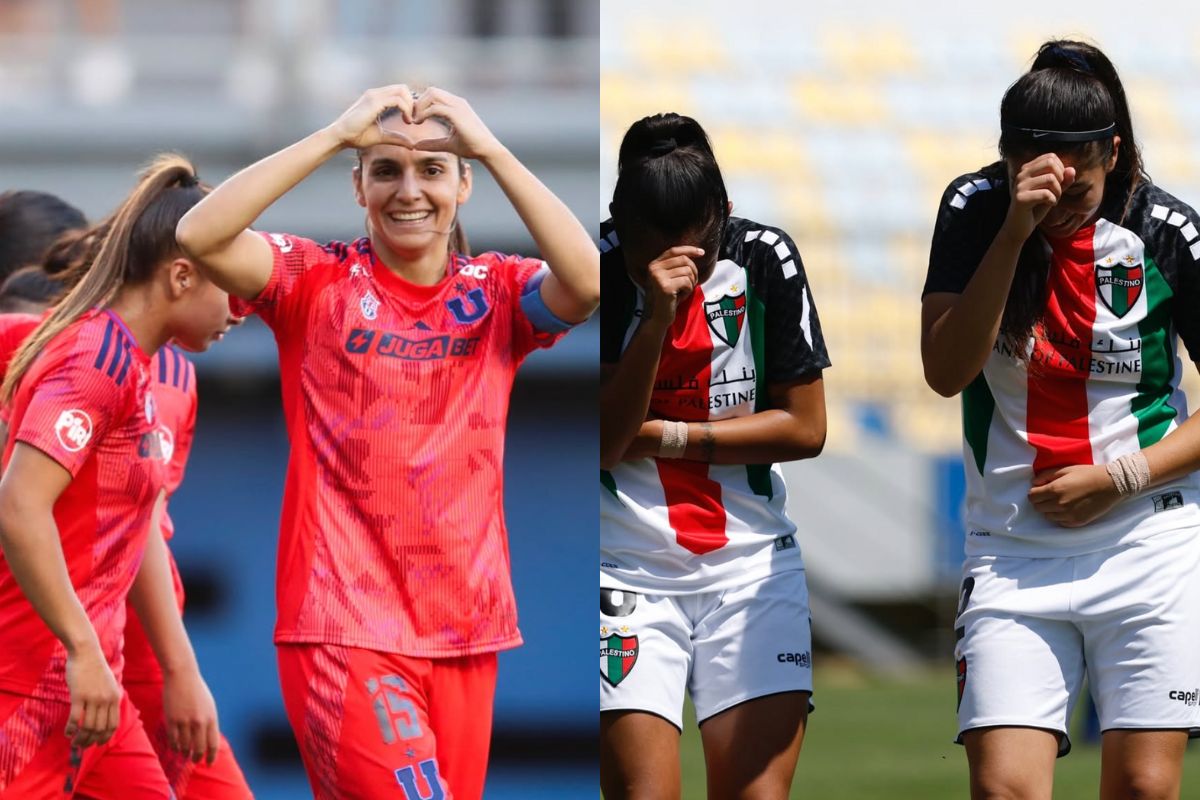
328, 84, 418, 150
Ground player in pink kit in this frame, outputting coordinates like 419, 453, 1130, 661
176, 84, 600, 799
122, 338, 254, 800
0, 156, 237, 798
0, 216, 254, 798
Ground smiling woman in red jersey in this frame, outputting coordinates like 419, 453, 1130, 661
0, 155, 239, 799
176, 85, 599, 800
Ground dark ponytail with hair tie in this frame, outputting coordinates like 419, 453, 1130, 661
611, 113, 729, 255
649, 138, 677, 157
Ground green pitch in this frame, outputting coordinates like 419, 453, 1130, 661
677, 664, 1200, 799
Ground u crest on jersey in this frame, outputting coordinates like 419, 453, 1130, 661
446, 288, 490, 325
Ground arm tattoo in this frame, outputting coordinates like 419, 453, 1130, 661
699, 422, 716, 463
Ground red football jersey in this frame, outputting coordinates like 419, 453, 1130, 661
0, 308, 163, 702
0, 312, 43, 425
231, 233, 564, 657
0, 312, 41, 380
122, 344, 196, 684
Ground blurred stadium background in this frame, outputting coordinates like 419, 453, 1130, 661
603, 0, 1200, 796
0, 0, 596, 797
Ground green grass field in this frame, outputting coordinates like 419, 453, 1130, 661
677, 663, 1200, 799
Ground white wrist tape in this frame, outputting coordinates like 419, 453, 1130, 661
658, 420, 689, 459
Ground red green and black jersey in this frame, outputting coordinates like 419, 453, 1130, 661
600, 216, 830, 593
926, 165, 1200, 556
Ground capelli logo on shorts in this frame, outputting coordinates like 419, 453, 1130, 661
1169, 688, 1199, 706
777, 651, 811, 668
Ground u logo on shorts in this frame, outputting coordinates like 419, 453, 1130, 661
395, 759, 444, 800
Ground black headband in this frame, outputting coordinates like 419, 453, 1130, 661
1001, 122, 1117, 143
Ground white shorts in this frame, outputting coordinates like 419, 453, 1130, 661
599, 569, 812, 729
955, 527, 1200, 756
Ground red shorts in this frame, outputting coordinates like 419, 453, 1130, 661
277, 644, 498, 800
0, 690, 169, 799
124, 680, 253, 800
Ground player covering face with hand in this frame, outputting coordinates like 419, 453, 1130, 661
923, 39, 1200, 800
176, 85, 598, 799
599, 112, 830, 799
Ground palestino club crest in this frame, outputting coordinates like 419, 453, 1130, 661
54, 409, 93, 453
1095, 254, 1144, 318
600, 626, 638, 687
705, 286, 746, 347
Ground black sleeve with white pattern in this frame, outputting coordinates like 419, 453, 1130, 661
1129, 182, 1200, 360
599, 219, 635, 365
726, 217, 830, 383
923, 167, 1008, 298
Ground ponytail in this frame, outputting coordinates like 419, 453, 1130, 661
611, 113, 729, 253
3, 154, 206, 402
451, 222, 470, 257
1000, 39, 1143, 203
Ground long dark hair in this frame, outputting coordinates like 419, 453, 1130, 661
996, 39, 1145, 351
3, 155, 207, 402
610, 112, 729, 267
0, 266, 65, 312
0, 190, 87, 284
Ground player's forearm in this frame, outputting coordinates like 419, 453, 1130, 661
1139, 405, 1200, 488
479, 147, 600, 320
922, 226, 1027, 397
600, 322, 670, 470
177, 127, 343, 257
624, 410, 826, 465
128, 523, 199, 679
0, 497, 100, 657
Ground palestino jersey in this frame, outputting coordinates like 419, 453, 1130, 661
925, 164, 1200, 557
122, 344, 196, 684
231, 233, 569, 657
0, 308, 163, 701
599, 217, 830, 594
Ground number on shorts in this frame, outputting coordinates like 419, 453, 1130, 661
366, 675, 423, 744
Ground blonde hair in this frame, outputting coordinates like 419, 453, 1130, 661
3, 154, 206, 402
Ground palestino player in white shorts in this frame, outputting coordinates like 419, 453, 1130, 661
923, 38, 1200, 800
599, 113, 830, 799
